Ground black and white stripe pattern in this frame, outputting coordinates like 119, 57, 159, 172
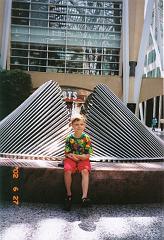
0, 81, 163, 161
0, 80, 70, 156
86, 84, 164, 160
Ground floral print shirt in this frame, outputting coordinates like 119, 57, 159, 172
65, 132, 93, 155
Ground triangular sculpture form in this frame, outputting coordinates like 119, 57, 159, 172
0, 81, 163, 161
0, 80, 70, 157
85, 84, 164, 160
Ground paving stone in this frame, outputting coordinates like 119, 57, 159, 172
0, 203, 163, 240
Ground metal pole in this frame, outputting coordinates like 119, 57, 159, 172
122, 0, 129, 104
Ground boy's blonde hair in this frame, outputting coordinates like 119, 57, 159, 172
71, 114, 86, 124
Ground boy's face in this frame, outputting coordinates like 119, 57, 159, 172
72, 119, 85, 134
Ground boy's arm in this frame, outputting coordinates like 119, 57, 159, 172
66, 153, 79, 161
65, 153, 90, 163
65, 136, 75, 159
76, 154, 90, 160
66, 153, 88, 161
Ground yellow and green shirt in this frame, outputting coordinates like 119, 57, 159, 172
65, 132, 93, 155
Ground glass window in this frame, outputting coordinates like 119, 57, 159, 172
31, 11, 48, 19
11, 49, 28, 57
29, 58, 46, 66
103, 55, 119, 62
156, 67, 161, 77
12, 33, 29, 42
12, 17, 29, 25
147, 71, 153, 77
66, 68, 83, 74
12, 2, 30, 10
148, 50, 156, 64
11, 0, 122, 75
29, 66, 46, 72
152, 69, 156, 77
66, 54, 83, 61
48, 52, 65, 60
31, 3, 48, 11
31, 19, 48, 27
12, 9, 29, 18
11, 57, 28, 65
46, 66, 65, 73
11, 43, 28, 49
31, 2, 48, 18
30, 44, 47, 50
30, 50, 47, 58
31, 0, 48, 3
12, 26, 29, 34
29, 35, 48, 43
48, 60, 65, 67
30, 28, 48, 36
49, 13, 66, 21
30, 3, 48, 26
109, 63, 119, 69
66, 61, 83, 68
10, 65, 28, 71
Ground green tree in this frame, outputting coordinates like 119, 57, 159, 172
0, 69, 32, 120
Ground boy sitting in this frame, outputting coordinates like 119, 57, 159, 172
64, 114, 93, 211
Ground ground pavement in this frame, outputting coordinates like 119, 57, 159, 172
0, 202, 163, 240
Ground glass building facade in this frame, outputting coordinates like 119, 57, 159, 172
11, 0, 122, 75
144, 0, 163, 78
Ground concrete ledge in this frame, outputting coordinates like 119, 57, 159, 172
0, 159, 163, 204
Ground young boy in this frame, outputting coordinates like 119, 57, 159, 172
64, 114, 93, 211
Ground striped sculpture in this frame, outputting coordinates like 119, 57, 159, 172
85, 84, 164, 160
0, 80, 70, 157
0, 81, 163, 161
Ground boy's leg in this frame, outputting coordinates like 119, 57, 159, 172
81, 169, 89, 199
64, 171, 72, 211
64, 158, 76, 211
64, 158, 76, 196
78, 160, 91, 207
81, 169, 91, 207
64, 171, 72, 196
78, 160, 91, 199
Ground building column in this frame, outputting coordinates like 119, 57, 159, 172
134, 0, 155, 115
0, 0, 12, 69
153, 96, 156, 118
144, 101, 147, 124
129, 61, 137, 76
158, 95, 162, 128
127, 0, 145, 112
122, 0, 129, 104
139, 102, 144, 122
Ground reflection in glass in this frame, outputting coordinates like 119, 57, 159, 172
11, 49, 28, 57
11, 57, 28, 65
11, 65, 28, 71
29, 58, 47, 67
11, 0, 122, 75
30, 50, 47, 58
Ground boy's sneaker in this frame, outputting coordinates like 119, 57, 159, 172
81, 198, 91, 208
64, 195, 72, 211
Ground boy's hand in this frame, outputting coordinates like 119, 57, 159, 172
67, 153, 79, 161
76, 154, 90, 160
